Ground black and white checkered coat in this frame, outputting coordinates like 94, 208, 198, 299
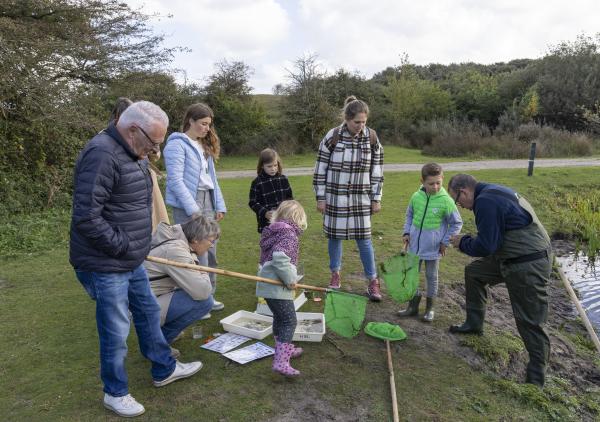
313, 124, 384, 239
248, 172, 293, 232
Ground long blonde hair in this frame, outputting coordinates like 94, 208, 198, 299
271, 200, 307, 230
181, 103, 221, 160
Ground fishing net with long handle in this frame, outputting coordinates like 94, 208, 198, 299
379, 252, 420, 303
145, 255, 368, 338
324, 290, 369, 338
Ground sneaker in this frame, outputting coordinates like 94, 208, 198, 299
153, 360, 203, 387
212, 300, 225, 311
328, 272, 341, 289
103, 393, 145, 417
367, 278, 382, 302
170, 346, 181, 359
201, 313, 211, 320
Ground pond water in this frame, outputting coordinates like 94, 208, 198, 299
557, 254, 600, 334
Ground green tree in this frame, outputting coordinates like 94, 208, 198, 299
383, 65, 454, 140
202, 60, 270, 154
0, 0, 178, 212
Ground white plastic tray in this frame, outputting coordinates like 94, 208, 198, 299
220, 310, 273, 340
292, 312, 326, 342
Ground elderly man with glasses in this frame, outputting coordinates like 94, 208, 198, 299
70, 101, 203, 417
447, 173, 552, 388
144, 215, 220, 358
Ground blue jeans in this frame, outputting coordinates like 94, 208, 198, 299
76, 265, 176, 397
328, 238, 377, 280
162, 290, 214, 344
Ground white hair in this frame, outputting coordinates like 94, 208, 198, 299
117, 100, 168, 131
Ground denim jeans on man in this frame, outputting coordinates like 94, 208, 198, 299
76, 265, 176, 397
328, 238, 377, 279
162, 290, 214, 344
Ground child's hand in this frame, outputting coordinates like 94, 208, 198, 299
317, 200, 326, 214
371, 201, 381, 214
402, 234, 410, 252
439, 243, 447, 257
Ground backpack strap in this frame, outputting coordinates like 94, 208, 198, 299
369, 128, 377, 146
327, 127, 341, 152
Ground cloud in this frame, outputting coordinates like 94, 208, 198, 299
126, 0, 600, 93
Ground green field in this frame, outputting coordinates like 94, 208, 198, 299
1, 168, 599, 420
217, 145, 475, 171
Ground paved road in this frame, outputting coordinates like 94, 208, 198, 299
218, 157, 600, 179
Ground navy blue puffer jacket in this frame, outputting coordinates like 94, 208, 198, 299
69, 124, 153, 272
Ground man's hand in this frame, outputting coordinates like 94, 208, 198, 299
215, 212, 225, 222
450, 234, 463, 249
439, 243, 447, 257
265, 210, 274, 220
371, 201, 381, 214
317, 200, 326, 214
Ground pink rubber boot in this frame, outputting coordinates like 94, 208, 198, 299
276, 339, 303, 359
272, 343, 300, 376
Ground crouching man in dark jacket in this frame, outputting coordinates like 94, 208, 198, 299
448, 174, 552, 388
70, 101, 202, 417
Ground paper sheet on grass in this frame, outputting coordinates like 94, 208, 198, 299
222, 342, 274, 364
201, 333, 251, 354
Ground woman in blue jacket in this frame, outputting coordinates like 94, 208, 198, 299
163, 103, 227, 312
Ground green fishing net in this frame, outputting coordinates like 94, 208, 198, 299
380, 252, 420, 303
364, 322, 407, 341
324, 290, 368, 338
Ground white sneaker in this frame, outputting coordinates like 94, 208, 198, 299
153, 360, 203, 388
103, 393, 145, 417
212, 300, 225, 311
201, 312, 211, 320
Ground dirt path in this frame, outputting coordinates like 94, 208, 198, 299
218, 157, 600, 179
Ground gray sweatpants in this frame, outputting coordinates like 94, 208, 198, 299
418, 259, 439, 298
172, 190, 218, 294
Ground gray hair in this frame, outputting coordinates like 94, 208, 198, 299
117, 100, 168, 131
180, 214, 221, 244
448, 174, 478, 192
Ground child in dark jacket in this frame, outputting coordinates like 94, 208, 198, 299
249, 148, 293, 233
256, 200, 307, 376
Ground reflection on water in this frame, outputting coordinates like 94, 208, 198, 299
557, 254, 600, 334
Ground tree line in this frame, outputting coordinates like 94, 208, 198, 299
2, 0, 600, 215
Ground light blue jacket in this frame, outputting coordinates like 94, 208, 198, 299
163, 132, 226, 216
403, 187, 463, 260
256, 252, 298, 300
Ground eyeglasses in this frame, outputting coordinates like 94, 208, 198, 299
453, 190, 462, 205
135, 126, 162, 148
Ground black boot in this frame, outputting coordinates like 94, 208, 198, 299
397, 294, 421, 317
422, 297, 435, 322
525, 362, 546, 388
449, 308, 484, 335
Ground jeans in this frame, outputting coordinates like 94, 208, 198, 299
266, 298, 297, 343
328, 238, 377, 280
418, 259, 440, 297
162, 290, 214, 344
76, 265, 176, 397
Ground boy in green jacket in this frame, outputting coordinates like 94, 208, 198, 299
398, 163, 463, 321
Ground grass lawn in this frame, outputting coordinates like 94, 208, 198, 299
1, 167, 599, 420
217, 145, 474, 171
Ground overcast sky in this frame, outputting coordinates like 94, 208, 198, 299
126, 0, 600, 94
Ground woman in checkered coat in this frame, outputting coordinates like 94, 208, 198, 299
312, 96, 384, 301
